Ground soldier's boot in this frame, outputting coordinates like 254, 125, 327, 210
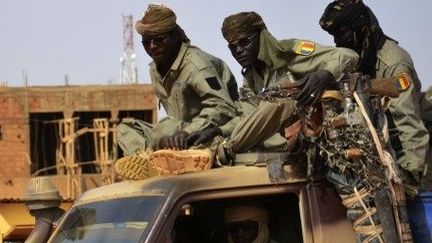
340, 187, 385, 243
114, 150, 158, 180
151, 149, 213, 176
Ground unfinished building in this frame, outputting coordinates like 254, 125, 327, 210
0, 84, 157, 241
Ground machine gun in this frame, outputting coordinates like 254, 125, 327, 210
239, 84, 300, 102
240, 71, 412, 242
319, 73, 412, 243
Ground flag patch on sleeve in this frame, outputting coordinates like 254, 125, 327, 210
395, 72, 411, 91
295, 41, 315, 56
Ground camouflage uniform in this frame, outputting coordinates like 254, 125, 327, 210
116, 4, 239, 180
319, 0, 431, 183
319, 2, 428, 242
118, 42, 239, 155
222, 29, 358, 154
376, 39, 430, 180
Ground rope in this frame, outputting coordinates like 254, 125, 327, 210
353, 92, 400, 183
341, 187, 384, 243
354, 187, 384, 243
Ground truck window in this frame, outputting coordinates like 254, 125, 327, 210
169, 193, 303, 243
49, 195, 164, 243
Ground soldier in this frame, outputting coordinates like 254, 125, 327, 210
189, 11, 358, 164
320, 0, 431, 197
115, 4, 239, 180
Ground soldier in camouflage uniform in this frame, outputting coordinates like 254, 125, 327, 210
189, 11, 358, 163
320, 0, 431, 196
115, 4, 239, 180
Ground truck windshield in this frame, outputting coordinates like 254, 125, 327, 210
50, 195, 164, 243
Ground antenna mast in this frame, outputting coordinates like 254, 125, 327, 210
120, 15, 138, 84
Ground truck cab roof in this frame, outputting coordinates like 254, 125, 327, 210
75, 163, 308, 205
49, 163, 357, 243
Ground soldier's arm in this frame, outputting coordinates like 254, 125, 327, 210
289, 40, 359, 78
320, 45, 359, 77
386, 64, 429, 179
182, 69, 238, 134
218, 116, 241, 136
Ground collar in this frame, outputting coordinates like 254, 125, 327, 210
171, 42, 189, 71
149, 42, 190, 77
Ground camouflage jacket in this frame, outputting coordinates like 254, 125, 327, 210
149, 42, 239, 134
375, 39, 429, 175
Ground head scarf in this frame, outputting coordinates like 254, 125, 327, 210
221, 11, 294, 73
221, 11, 267, 43
225, 204, 271, 243
319, 0, 366, 35
135, 4, 190, 42
320, 0, 392, 77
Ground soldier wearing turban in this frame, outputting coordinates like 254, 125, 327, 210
192, 11, 358, 164
115, 4, 239, 180
320, 0, 432, 196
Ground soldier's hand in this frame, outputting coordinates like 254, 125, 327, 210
295, 69, 334, 111
186, 127, 223, 146
159, 136, 170, 149
162, 131, 189, 150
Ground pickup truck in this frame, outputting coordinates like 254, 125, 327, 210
47, 157, 431, 243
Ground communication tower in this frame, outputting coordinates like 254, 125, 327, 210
120, 15, 138, 84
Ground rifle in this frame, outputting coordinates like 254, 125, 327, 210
239, 74, 399, 102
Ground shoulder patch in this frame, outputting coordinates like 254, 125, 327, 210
295, 41, 315, 56
395, 72, 411, 91
205, 77, 221, 90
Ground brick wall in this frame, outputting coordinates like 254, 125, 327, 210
0, 92, 29, 178
0, 85, 157, 179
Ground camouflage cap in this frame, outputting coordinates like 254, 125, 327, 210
135, 4, 177, 36
221, 11, 267, 43
319, 0, 366, 34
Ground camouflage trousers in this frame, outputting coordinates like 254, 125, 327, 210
224, 99, 297, 154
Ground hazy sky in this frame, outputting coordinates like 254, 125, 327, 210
1, 0, 432, 91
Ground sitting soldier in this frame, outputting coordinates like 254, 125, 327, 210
187, 11, 358, 166
115, 4, 239, 180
